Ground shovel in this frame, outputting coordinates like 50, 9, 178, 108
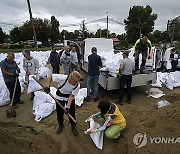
32, 76, 77, 124
6, 77, 17, 118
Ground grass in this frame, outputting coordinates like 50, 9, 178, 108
175, 42, 180, 51
0, 47, 62, 53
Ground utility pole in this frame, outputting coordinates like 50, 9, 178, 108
106, 11, 109, 39
82, 19, 85, 39
27, 0, 38, 50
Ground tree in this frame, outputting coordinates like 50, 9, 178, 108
124, 5, 157, 43
10, 18, 52, 43
50, 16, 60, 43
10, 27, 21, 43
0, 27, 6, 43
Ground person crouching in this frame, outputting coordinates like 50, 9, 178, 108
87, 100, 126, 142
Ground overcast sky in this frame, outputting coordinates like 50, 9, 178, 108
0, 0, 179, 35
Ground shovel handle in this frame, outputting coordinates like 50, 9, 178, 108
32, 76, 77, 124
11, 77, 18, 106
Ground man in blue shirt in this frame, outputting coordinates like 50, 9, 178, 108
1, 52, 24, 108
84, 47, 102, 102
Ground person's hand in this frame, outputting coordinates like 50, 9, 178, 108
90, 128, 98, 133
44, 87, 50, 93
26, 71, 30, 76
133, 53, 136, 57
89, 115, 94, 119
64, 107, 70, 114
105, 121, 111, 127
148, 55, 152, 60
13, 73, 19, 77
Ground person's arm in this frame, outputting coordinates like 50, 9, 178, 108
99, 56, 103, 68
134, 39, 140, 53
46, 74, 52, 87
1, 69, 13, 76
49, 53, 53, 64
91, 115, 116, 133
1, 61, 14, 76
60, 51, 68, 63
147, 39, 152, 55
66, 94, 74, 109
34, 59, 39, 75
23, 58, 27, 72
119, 63, 124, 72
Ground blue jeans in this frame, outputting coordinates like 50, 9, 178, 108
87, 75, 99, 98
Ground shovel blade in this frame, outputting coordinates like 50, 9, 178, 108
6, 109, 16, 118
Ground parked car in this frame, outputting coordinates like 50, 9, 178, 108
25, 40, 42, 46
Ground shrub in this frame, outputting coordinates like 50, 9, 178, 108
10, 44, 23, 49
1, 43, 10, 49
23, 44, 32, 48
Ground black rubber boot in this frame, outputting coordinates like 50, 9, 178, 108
71, 125, 79, 136
56, 124, 64, 134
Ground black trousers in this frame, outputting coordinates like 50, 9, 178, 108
5, 79, 21, 105
52, 64, 60, 74
119, 74, 132, 102
135, 50, 147, 70
171, 60, 178, 72
56, 99, 76, 127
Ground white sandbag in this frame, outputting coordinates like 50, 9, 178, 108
0, 99, 10, 107
0, 80, 10, 107
157, 100, 170, 108
85, 118, 104, 150
75, 88, 87, 106
33, 87, 57, 122
148, 88, 165, 98
34, 103, 56, 122
28, 75, 42, 93
39, 66, 52, 79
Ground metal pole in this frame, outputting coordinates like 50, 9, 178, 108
106, 11, 108, 38
27, 0, 38, 50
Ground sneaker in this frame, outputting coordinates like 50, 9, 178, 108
71, 126, 79, 136
56, 125, 64, 134
93, 97, 99, 102
18, 100, 24, 104
84, 96, 90, 102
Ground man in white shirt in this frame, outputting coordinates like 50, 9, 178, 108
22, 49, 39, 100
44, 71, 81, 136
70, 46, 79, 72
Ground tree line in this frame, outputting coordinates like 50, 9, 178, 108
0, 5, 179, 48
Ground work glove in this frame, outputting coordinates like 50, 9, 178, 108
44, 87, 50, 94
13, 73, 19, 77
133, 53, 136, 57
64, 107, 70, 115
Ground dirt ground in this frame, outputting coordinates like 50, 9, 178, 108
0, 70, 180, 154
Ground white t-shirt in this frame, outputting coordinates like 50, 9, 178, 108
52, 74, 80, 101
